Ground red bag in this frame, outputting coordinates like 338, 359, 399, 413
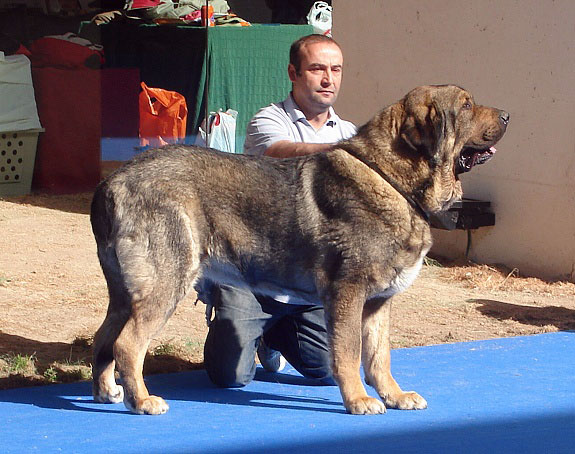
29, 33, 104, 69
139, 82, 188, 147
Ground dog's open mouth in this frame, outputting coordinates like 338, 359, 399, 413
456, 146, 496, 174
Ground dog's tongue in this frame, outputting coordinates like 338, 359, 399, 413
458, 146, 497, 174
472, 147, 497, 167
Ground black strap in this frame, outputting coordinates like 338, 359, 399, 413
341, 147, 430, 224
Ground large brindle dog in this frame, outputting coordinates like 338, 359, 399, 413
91, 85, 508, 415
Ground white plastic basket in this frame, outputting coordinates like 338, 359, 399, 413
0, 130, 40, 196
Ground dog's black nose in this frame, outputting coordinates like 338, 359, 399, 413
500, 111, 510, 125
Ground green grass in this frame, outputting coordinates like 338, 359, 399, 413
41, 360, 92, 383
423, 256, 443, 267
0, 353, 37, 375
0, 275, 12, 287
152, 338, 204, 358
72, 335, 93, 349
184, 338, 203, 352
0, 334, 94, 386
43, 366, 58, 383
153, 342, 178, 356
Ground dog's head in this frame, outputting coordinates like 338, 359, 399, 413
399, 85, 509, 210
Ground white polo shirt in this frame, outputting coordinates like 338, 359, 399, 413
241, 94, 356, 305
243, 94, 357, 156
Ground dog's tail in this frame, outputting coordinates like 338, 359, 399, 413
90, 182, 116, 246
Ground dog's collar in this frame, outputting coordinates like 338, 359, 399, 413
340, 147, 431, 224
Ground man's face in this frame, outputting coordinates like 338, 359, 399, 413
289, 42, 343, 114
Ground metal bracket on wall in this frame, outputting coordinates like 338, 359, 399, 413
430, 198, 496, 258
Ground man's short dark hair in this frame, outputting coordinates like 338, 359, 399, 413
289, 34, 341, 74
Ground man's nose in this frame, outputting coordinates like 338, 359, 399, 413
322, 69, 333, 85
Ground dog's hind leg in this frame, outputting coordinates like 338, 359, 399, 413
92, 247, 130, 405
92, 187, 201, 414
361, 297, 427, 410
113, 303, 172, 415
111, 228, 198, 415
92, 310, 128, 404
91, 236, 183, 414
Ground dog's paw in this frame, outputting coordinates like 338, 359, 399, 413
130, 395, 170, 415
385, 391, 427, 410
94, 384, 124, 404
345, 396, 386, 415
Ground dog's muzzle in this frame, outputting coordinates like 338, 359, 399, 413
456, 146, 497, 174
456, 110, 509, 175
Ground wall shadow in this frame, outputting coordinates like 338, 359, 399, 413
1, 192, 93, 215
0, 331, 202, 390
471, 299, 575, 330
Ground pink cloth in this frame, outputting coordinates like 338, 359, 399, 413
128, 0, 160, 10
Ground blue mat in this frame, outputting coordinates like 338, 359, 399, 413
101, 138, 143, 162
1, 333, 573, 453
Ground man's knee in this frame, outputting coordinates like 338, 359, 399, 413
204, 356, 255, 388
298, 359, 336, 385
203, 311, 259, 388
310, 371, 337, 386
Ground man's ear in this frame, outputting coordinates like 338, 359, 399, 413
400, 103, 439, 155
288, 63, 298, 82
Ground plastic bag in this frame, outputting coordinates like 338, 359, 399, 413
125, 0, 230, 19
0, 54, 42, 133
139, 81, 188, 147
29, 33, 104, 69
306, 1, 332, 37
196, 109, 238, 153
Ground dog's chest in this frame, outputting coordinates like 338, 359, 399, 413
369, 249, 429, 301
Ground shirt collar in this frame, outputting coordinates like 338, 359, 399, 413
284, 93, 339, 127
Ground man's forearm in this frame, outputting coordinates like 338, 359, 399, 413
263, 140, 334, 158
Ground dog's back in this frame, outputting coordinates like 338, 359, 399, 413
91, 146, 324, 306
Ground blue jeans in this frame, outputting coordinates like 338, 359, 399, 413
203, 284, 334, 387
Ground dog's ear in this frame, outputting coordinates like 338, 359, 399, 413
400, 96, 444, 156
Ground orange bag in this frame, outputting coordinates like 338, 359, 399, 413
139, 82, 188, 147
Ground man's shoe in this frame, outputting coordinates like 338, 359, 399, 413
257, 339, 286, 372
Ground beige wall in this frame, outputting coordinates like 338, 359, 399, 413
333, 0, 575, 281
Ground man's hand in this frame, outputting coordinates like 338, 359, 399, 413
264, 140, 334, 158
91, 10, 122, 25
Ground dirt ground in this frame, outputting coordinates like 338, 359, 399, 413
1, 190, 574, 389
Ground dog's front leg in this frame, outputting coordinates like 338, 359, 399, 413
362, 297, 427, 410
327, 286, 386, 415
